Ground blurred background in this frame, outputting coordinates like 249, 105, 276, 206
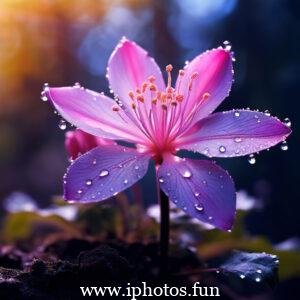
0, 0, 299, 245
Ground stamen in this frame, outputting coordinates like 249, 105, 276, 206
171, 100, 177, 106
128, 91, 135, 100
148, 76, 156, 83
136, 95, 144, 103
176, 94, 184, 102
136, 88, 141, 94
166, 64, 173, 87
188, 71, 199, 91
112, 105, 120, 112
131, 103, 137, 110
179, 70, 185, 76
142, 82, 148, 93
149, 84, 157, 91
202, 92, 210, 100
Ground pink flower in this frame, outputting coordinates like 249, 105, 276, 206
65, 129, 115, 160
44, 38, 291, 230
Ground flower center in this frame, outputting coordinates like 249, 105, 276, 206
111, 64, 210, 155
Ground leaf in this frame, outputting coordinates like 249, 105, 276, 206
219, 251, 279, 286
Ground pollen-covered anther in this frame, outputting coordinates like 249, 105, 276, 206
176, 94, 184, 102
166, 86, 173, 94
190, 72, 199, 79
165, 64, 173, 72
112, 105, 120, 112
152, 98, 157, 105
128, 91, 135, 100
161, 103, 168, 110
171, 100, 177, 106
179, 69, 185, 76
202, 92, 210, 100
136, 95, 144, 103
149, 84, 157, 91
188, 71, 199, 91
131, 102, 137, 110
148, 75, 156, 83
136, 88, 141, 94
142, 82, 148, 93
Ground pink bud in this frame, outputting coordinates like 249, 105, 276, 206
65, 130, 114, 160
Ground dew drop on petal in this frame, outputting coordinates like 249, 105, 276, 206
255, 277, 261, 282
77, 189, 83, 194
123, 179, 128, 185
219, 146, 226, 153
240, 274, 245, 279
248, 154, 256, 165
280, 141, 288, 151
194, 192, 200, 197
283, 117, 291, 127
256, 269, 262, 274
99, 170, 109, 177
264, 110, 271, 116
92, 159, 97, 165
234, 137, 242, 143
159, 177, 164, 183
134, 165, 139, 170
194, 203, 204, 212
85, 179, 92, 186
58, 119, 67, 130
40, 91, 48, 102
182, 170, 192, 178
234, 111, 240, 117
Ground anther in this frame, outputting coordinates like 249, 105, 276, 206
142, 82, 148, 93
128, 91, 135, 100
112, 105, 120, 112
179, 70, 185, 76
176, 94, 184, 102
131, 103, 136, 110
166, 64, 173, 72
152, 99, 157, 105
202, 92, 210, 100
136, 95, 144, 103
171, 100, 177, 106
149, 84, 157, 91
148, 76, 156, 83
166, 86, 173, 94
162, 103, 168, 110
190, 72, 199, 79
136, 88, 141, 94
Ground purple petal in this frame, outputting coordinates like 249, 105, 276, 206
176, 48, 233, 126
47, 86, 144, 143
178, 110, 291, 157
107, 38, 165, 111
64, 145, 151, 202
158, 156, 236, 230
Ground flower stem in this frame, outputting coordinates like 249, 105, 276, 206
156, 167, 170, 277
159, 188, 169, 277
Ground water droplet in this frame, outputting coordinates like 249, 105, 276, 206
194, 192, 200, 197
123, 179, 128, 184
167, 172, 171, 176
85, 179, 92, 186
182, 170, 192, 178
194, 203, 204, 212
248, 154, 256, 165
58, 119, 67, 130
219, 145, 226, 153
40, 91, 48, 102
183, 206, 187, 211
43, 83, 49, 91
255, 277, 261, 282
256, 269, 262, 274
99, 170, 109, 177
283, 117, 291, 127
208, 216, 213, 220
134, 165, 139, 170
223, 40, 232, 51
234, 111, 240, 117
77, 189, 83, 194
240, 274, 245, 279
92, 159, 97, 165
202, 180, 207, 185
159, 177, 164, 183
264, 110, 271, 116
280, 141, 288, 151
234, 137, 242, 143
74, 82, 81, 88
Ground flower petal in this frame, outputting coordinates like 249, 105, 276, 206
65, 129, 116, 160
64, 145, 151, 202
178, 110, 291, 157
158, 155, 236, 230
176, 48, 233, 125
47, 86, 145, 143
107, 38, 165, 110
